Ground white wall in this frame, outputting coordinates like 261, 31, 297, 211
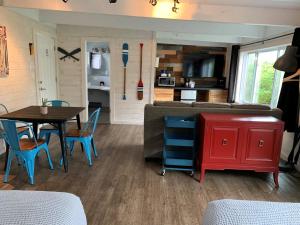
57, 25, 156, 125
0, 6, 56, 153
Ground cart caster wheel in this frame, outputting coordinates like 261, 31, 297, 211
161, 170, 166, 176
190, 171, 194, 177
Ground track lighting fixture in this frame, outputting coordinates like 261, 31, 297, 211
61, 0, 179, 12
62, 0, 117, 3
149, 0, 180, 13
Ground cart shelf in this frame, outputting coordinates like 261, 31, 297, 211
161, 116, 197, 176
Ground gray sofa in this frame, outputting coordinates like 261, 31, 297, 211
144, 101, 282, 159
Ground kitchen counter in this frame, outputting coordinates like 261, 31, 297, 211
155, 86, 227, 91
88, 85, 110, 91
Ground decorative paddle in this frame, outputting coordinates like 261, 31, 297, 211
137, 43, 144, 100
122, 43, 129, 100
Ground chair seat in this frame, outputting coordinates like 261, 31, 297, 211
65, 129, 90, 137
19, 139, 45, 151
17, 127, 29, 133
40, 125, 58, 130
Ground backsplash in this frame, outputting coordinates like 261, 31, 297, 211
88, 75, 110, 87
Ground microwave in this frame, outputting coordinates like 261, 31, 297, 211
158, 77, 176, 87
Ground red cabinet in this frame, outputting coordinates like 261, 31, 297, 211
199, 113, 284, 187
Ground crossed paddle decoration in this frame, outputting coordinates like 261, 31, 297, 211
57, 47, 81, 61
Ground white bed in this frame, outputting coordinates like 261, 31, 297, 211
203, 199, 300, 225
0, 190, 87, 225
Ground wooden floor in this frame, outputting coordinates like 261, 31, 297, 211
1, 124, 300, 225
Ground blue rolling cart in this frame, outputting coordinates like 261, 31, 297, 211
161, 116, 197, 176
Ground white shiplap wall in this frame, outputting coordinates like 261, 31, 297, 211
57, 25, 156, 125
0, 6, 56, 153
0, 7, 56, 111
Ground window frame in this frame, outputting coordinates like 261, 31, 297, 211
235, 45, 288, 108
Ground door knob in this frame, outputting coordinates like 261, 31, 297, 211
222, 139, 228, 146
258, 140, 264, 148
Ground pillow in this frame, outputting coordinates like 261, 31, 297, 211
231, 103, 271, 110
153, 101, 192, 107
192, 102, 231, 108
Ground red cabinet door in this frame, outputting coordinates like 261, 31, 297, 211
242, 128, 277, 166
206, 126, 240, 163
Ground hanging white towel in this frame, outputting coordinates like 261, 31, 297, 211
91, 53, 101, 69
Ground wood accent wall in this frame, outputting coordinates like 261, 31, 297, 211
156, 44, 227, 86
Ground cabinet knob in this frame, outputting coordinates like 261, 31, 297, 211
222, 139, 228, 146
258, 140, 264, 148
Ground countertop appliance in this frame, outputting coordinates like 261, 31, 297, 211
158, 77, 176, 87
181, 90, 197, 103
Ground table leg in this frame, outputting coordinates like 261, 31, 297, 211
32, 122, 38, 138
3, 142, 9, 171
58, 122, 68, 172
76, 114, 84, 152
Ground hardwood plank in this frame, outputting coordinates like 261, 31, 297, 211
1, 124, 300, 225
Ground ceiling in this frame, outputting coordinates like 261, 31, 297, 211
2, 0, 299, 46
190, 0, 300, 9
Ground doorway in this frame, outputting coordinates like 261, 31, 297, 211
85, 41, 111, 124
35, 32, 57, 103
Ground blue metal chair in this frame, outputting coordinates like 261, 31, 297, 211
0, 104, 31, 138
1, 120, 54, 184
62, 108, 101, 166
39, 100, 70, 144
0, 104, 31, 170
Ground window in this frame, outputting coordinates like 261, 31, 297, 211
236, 46, 286, 108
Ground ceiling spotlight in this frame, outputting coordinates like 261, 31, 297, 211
172, 0, 179, 12
109, 0, 117, 3
149, 0, 157, 6
62, 0, 68, 2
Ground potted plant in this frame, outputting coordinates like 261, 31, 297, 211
40, 98, 48, 115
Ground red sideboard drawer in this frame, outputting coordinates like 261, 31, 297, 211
242, 128, 278, 166
206, 127, 240, 163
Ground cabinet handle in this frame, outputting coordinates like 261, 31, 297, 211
222, 139, 228, 146
258, 140, 264, 148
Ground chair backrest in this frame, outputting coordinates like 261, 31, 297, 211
46, 100, 70, 107
0, 104, 9, 116
0, 120, 20, 151
83, 108, 101, 136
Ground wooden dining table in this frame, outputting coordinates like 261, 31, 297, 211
0, 106, 85, 172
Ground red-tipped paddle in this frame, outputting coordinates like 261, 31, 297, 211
137, 43, 144, 100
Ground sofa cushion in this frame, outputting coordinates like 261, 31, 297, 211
192, 102, 231, 108
153, 101, 192, 107
231, 103, 271, 110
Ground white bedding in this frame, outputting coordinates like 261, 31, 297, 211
0, 191, 87, 225
203, 199, 300, 225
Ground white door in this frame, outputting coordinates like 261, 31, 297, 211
36, 33, 57, 103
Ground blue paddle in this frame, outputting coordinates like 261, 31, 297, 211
122, 43, 129, 100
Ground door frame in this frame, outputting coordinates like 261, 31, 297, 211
33, 30, 59, 105
81, 37, 113, 122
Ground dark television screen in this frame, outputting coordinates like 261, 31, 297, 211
183, 54, 225, 78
